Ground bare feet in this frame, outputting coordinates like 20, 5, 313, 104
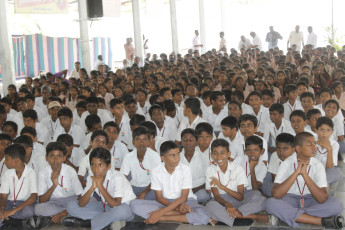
209, 218, 217, 227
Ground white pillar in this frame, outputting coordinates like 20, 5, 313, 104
170, 0, 179, 54
78, 0, 92, 72
199, 0, 206, 53
0, 0, 16, 96
132, 0, 144, 61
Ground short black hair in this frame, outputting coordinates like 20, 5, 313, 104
46, 142, 67, 156
124, 98, 137, 106
210, 91, 225, 102
317, 88, 332, 97
221, 116, 238, 130
231, 90, 245, 101
171, 88, 182, 97
86, 96, 99, 105
159, 87, 171, 97
160, 141, 178, 156
20, 126, 37, 137
195, 122, 213, 136
129, 114, 146, 126
140, 121, 157, 137
211, 138, 229, 151
149, 104, 164, 118
76, 101, 87, 109
23, 109, 38, 121
85, 114, 101, 130
325, 99, 340, 111
13, 135, 33, 148
2, 121, 18, 133
132, 126, 151, 139
89, 147, 111, 165
290, 110, 306, 121
261, 89, 274, 98
238, 114, 258, 128
5, 144, 26, 163
276, 133, 295, 147
91, 130, 109, 144
163, 100, 176, 114
316, 116, 334, 130
0, 104, 6, 115
181, 128, 198, 140
300, 92, 314, 101
248, 91, 262, 100
295, 132, 314, 147
58, 107, 73, 118
103, 121, 120, 134
0, 134, 12, 142
109, 98, 123, 108
306, 108, 321, 120
269, 103, 284, 114
56, 134, 74, 147
0, 97, 12, 106
245, 135, 263, 149
228, 100, 242, 110
284, 84, 297, 96
184, 98, 200, 115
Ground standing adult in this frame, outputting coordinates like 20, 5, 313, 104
265, 26, 283, 50
124, 38, 135, 66
143, 35, 149, 56
306, 26, 317, 49
193, 30, 203, 53
219, 31, 227, 51
250, 32, 262, 50
287, 25, 304, 52
94, 55, 105, 70
69, 62, 81, 79
238, 35, 252, 51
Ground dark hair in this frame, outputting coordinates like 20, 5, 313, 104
163, 100, 176, 114
306, 108, 321, 120
231, 90, 245, 101
160, 141, 178, 156
290, 110, 306, 121
210, 91, 225, 102
221, 116, 238, 129
2, 121, 18, 133
276, 133, 295, 147
20, 126, 37, 137
76, 101, 87, 109
4, 144, 26, 163
58, 107, 73, 118
211, 138, 229, 151
238, 114, 258, 128
171, 88, 182, 97
137, 88, 148, 97
140, 121, 157, 137
318, 88, 332, 97
300, 92, 315, 101
228, 100, 242, 110
149, 104, 164, 118
86, 96, 99, 105
195, 122, 213, 136
25, 94, 35, 102
13, 135, 33, 148
109, 98, 123, 108
23, 109, 38, 121
295, 132, 314, 147
261, 89, 274, 98
248, 91, 263, 100
0, 133, 12, 142
91, 130, 109, 144
132, 126, 151, 139
97, 97, 106, 105
89, 147, 111, 165
0, 97, 12, 106
129, 114, 146, 126
284, 84, 297, 96
159, 87, 171, 97
46, 142, 67, 156
245, 135, 263, 149
85, 114, 101, 130
56, 134, 74, 147
0, 104, 6, 114
184, 98, 200, 115
325, 99, 340, 111
103, 121, 120, 134
181, 128, 198, 140
269, 103, 284, 114
124, 98, 137, 107
316, 116, 334, 130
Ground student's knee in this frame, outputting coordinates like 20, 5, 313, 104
34, 203, 48, 216
327, 197, 344, 215
21, 205, 35, 218
111, 204, 134, 221
129, 199, 144, 215
265, 197, 279, 213
66, 200, 79, 214
205, 200, 221, 212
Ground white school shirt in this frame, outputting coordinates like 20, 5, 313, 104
193, 35, 201, 53
137, 101, 151, 118
332, 93, 345, 111
72, 109, 82, 127
27, 151, 49, 176
233, 155, 267, 190
78, 151, 115, 177
38, 164, 83, 199
250, 105, 271, 141
218, 131, 244, 160
7, 113, 24, 134
274, 153, 327, 196
179, 149, 207, 188
304, 126, 318, 140
0, 158, 8, 186
172, 107, 184, 129
156, 119, 177, 141
196, 146, 214, 167
109, 140, 129, 169
268, 119, 295, 147
154, 136, 167, 155
331, 116, 344, 141
203, 107, 228, 132
32, 105, 45, 122
33, 142, 46, 158
0, 165, 37, 202
79, 109, 113, 133
176, 116, 206, 142
315, 104, 344, 121
151, 162, 196, 200
83, 132, 92, 150
306, 32, 317, 48
241, 103, 252, 115
267, 152, 283, 175
35, 122, 50, 147
53, 123, 86, 147
252, 35, 263, 50
34, 97, 48, 117
120, 148, 161, 187
41, 115, 61, 141
315, 141, 339, 167
206, 161, 248, 195
115, 114, 132, 149
97, 93, 114, 110
83, 169, 136, 205
239, 134, 268, 162
69, 147, 86, 167
283, 100, 303, 121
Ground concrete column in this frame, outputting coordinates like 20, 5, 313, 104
132, 0, 144, 61
170, 0, 179, 54
78, 0, 92, 71
199, 0, 206, 53
0, 0, 16, 96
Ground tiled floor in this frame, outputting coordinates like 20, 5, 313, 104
44, 162, 345, 230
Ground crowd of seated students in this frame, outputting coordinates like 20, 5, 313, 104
0, 43, 344, 229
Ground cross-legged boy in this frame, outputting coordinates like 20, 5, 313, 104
130, 141, 210, 225
64, 147, 135, 230
266, 132, 344, 229
205, 138, 269, 227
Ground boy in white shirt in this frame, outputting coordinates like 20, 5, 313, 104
20, 127, 46, 162
2, 121, 18, 141
83, 114, 102, 154
23, 109, 50, 146
324, 100, 345, 151
315, 117, 342, 184
266, 132, 344, 229
140, 121, 167, 155
0, 134, 11, 185
56, 134, 86, 172
205, 139, 269, 227
0, 144, 37, 229
179, 129, 210, 203
120, 127, 161, 200
283, 84, 303, 121
136, 88, 151, 119
290, 110, 317, 139
35, 142, 83, 227
0, 104, 24, 134
64, 147, 135, 229
53, 108, 85, 148
149, 104, 177, 141
203, 91, 227, 136
40, 101, 61, 142
130, 141, 210, 225
262, 133, 295, 197
306, 109, 321, 134
195, 122, 214, 166
163, 99, 184, 130
103, 121, 128, 171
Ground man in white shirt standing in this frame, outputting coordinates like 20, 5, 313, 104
193, 30, 203, 53
238, 35, 252, 51
306, 26, 317, 49
69, 62, 80, 79
219, 31, 226, 51
287, 25, 304, 52
93, 55, 105, 70
250, 32, 262, 50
